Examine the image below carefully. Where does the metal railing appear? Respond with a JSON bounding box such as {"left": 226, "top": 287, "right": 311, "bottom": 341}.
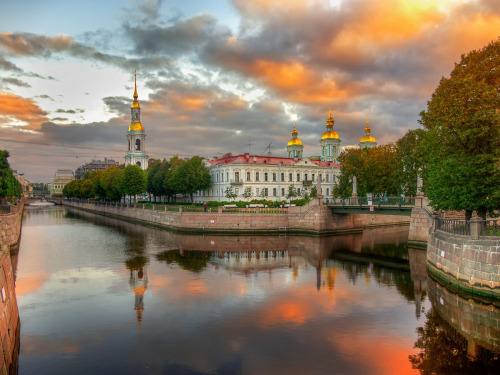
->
{"left": 436, "top": 218, "right": 470, "bottom": 235}
{"left": 484, "top": 219, "right": 500, "bottom": 236}
{"left": 325, "top": 196, "right": 415, "bottom": 207}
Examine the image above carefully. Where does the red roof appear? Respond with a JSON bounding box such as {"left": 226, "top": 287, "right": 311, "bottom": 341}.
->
{"left": 207, "top": 154, "right": 341, "bottom": 167}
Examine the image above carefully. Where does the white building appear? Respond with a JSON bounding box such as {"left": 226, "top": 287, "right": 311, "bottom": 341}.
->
{"left": 192, "top": 112, "right": 345, "bottom": 203}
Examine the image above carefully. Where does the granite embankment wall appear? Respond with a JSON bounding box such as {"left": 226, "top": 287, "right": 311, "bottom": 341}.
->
{"left": 64, "top": 198, "right": 409, "bottom": 234}
{"left": 0, "top": 200, "right": 24, "bottom": 251}
{"left": 0, "top": 242, "right": 20, "bottom": 374}
{"left": 408, "top": 196, "right": 433, "bottom": 246}
{"left": 427, "top": 228, "right": 500, "bottom": 299}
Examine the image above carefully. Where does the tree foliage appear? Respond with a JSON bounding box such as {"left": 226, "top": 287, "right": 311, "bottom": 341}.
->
{"left": 169, "top": 156, "right": 211, "bottom": 203}
{"left": 419, "top": 39, "right": 500, "bottom": 217}
{"left": 121, "top": 165, "right": 147, "bottom": 201}
{"left": 0, "top": 150, "right": 22, "bottom": 199}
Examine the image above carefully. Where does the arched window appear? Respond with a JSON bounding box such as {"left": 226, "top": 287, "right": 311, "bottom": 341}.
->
{"left": 128, "top": 140, "right": 130, "bottom": 151}
{"left": 136, "top": 161, "right": 141, "bottom": 167}
{"left": 135, "top": 139, "right": 141, "bottom": 151}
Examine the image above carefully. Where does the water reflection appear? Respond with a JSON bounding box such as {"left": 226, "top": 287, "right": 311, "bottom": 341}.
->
{"left": 410, "top": 275, "right": 500, "bottom": 374}
{"left": 18, "top": 206, "right": 498, "bottom": 374}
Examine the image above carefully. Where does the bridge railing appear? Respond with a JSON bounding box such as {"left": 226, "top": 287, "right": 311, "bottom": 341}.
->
{"left": 325, "top": 196, "right": 415, "bottom": 207}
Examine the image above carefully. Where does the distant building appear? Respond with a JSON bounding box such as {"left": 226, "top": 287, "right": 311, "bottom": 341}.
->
{"left": 75, "top": 158, "right": 119, "bottom": 180}
{"left": 12, "top": 171, "right": 33, "bottom": 197}
{"left": 125, "top": 71, "right": 149, "bottom": 170}
{"left": 49, "top": 169, "right": 74, "bottom": 196}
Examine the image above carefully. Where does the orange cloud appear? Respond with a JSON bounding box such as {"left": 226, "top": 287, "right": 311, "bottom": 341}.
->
{"left": 0, "top": 91, "right": 48, "bottom": 130}
{"left": 15, "top": 271, "right": 49, "bottom": 298}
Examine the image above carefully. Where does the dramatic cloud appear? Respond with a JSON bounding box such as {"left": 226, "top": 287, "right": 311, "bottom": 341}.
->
{"left": 0, "top": 91, "right": 47, "bottom": 129}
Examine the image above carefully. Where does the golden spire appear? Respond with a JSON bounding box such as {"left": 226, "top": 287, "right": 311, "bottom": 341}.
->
{"left": 329, "top": 108, "right": 332, "bottom": 118}
{"left": 133, "top": 70, "right": 138, "bottom": 100}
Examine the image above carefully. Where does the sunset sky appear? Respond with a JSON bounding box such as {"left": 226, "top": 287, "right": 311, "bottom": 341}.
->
{"left": 0, "top": 0, "right": 498, "bottom": 182}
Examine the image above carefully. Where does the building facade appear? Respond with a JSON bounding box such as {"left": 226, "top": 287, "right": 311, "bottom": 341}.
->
{"left": 75, "top": 158, "right": 119, "bottom": 179}
{"left": 49, "top": 169, "right": 75, "bottom": 196}
{"left": 125, "top": 71, "right": 148, "bottom": 170}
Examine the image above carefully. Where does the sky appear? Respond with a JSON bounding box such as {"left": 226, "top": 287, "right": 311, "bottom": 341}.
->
{"left": 0, "top": 0, "right": 498, "bottom": 182}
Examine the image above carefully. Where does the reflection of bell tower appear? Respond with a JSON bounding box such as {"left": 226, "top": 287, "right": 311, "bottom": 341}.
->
{"left": 129, "top": 266, "right": 148, "bottom": 325}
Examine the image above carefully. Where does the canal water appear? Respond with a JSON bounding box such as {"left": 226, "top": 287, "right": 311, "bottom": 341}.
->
{"left": 13, "top": 205, "right": 500, "bottom": 374}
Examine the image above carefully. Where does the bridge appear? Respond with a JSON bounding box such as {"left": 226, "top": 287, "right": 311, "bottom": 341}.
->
{"left": 325, "top": 196, "right": 415, "bottom": 216}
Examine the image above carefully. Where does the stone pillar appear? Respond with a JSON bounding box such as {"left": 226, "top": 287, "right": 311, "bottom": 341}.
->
{"left": 470, "top": 211, "right": 482, "bottom": 240}
{"left": 351, "top": 175, "right": 358, "bottom": 204}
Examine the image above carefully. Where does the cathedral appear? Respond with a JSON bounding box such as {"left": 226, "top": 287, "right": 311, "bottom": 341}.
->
{"left": 123, "top": 73, "right": 377, "bottom": 202}
{"left": 124, "top": 71, "right": 149, "bottom": 170}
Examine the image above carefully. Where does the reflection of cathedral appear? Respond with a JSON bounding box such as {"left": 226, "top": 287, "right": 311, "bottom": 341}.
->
{"left": 129, "top": 266, "right": 148, "bottom": 324}
{"left": 211, "top": 250, "right": 291, "bottom": 274}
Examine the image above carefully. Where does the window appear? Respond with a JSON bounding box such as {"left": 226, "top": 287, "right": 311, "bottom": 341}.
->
{"left": 216, "top": 173, "right": 219, "bottom": 182}
{"left": 319, "top": 173, "right": 322, "bottom": 182}
{"left": 273, "top": 188, "right": 277, "bottom": 196}
{"left": 256, "top": 188, "right": 259, "bottom": 196}
{"left": 226, "top": 172, "right": 229, "bottom": 181}
{"left": 247, "top": 171, "right": 251, "bottom": 181}
{"left": 136, "top": 161, "right": 141, "bottom": 167}
{"left": 281, "top": 173, "right": 284, "bottom": 181}
{"left": 235, "top": 172, "right": 239, "bottom": 182}
{"left": 221, "top": 173, "right": 224, "bottom": 182}
{"left": 289, "top": 173, "right": 292, "bottom": 182}
{"left": 135, "top": 139, "right": 141, "bottom": 150}
{"left": 273, "top": 173, "right": 276, "bottom": 182}
{"left": 264, "top": 188, "right": 268, "bottom": 196}
{"left": 264, "top": 172, "right": 268, "bottom": 182}
{"left": 305, "top": 173, "right": 308, "bottom": 181}
{"left": 326, "top": 188, "right": 329, "bottom": 195}
{"left": 297, "top": 188, "right": 301, "bottom": 195}
{"left": 235, "top": 188, "right": 239, "bottom": 195}
{"left": 256, "top": 172, "right": 260, "bottom": 182}
{"left": 128, "top": 140, "right": 130, "bottom": 151}
{"left": 326, "top": 174, "right": 329, "bottom": 182}
{"left": 281, "top": 188, "right": 285, "bottom": 196}
{"left": 312, "top": 174, "right": 315, "bottom": 182}
{"left": 297, "top": 173, "right": 300, "bottom": 182}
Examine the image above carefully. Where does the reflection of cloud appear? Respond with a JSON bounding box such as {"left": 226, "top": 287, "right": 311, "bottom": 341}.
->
{"left": 21, "top": 335, "right": 79, "bottom": 356}
{"left": 15, "top": 271, "right": 49, "bottom": 298}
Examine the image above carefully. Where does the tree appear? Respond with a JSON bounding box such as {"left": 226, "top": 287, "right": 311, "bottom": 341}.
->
{"left": 242, "top": 186, "right": 252, "bottom": 199}
{"left": 224, "top": 186, "right": 237, "bottom": 201}
{"left": 169, "top": 156, "right": 211, "bottom": 204}
{"left": 100, "top": 166, "right": 123, "bottom": 201}
{"left": 310, "top": 185, "right": 317, "bottom": 198}
{"left": 419, "top": 39, "right": 500, "bottom": 219}
{"left": 0, "top": 150, "right": 22, "bottom": 200}
{"left": 395, "top": 129, "right": 426, "bottom": 196}
{"left": 287, "top": 185, "right": 297, "bottom": 201}
{"left": 121, "top": 165, "right": 147, "bottom": 202}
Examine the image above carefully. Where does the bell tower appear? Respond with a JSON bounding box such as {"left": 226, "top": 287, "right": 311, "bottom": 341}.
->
{"left": 125, "top": 71, "right": 149, "bottom": 170}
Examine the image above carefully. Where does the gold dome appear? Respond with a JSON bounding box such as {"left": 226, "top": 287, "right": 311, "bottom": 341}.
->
{"left": 360, "top": 135, "right": 376, "bottom": 143}
{"left": 321, "top": 130, "right": 339, "bottom": 140}
{"left": 128, "top": 121, "right": 144, "bottom": 132}
{"left": 287, "top": 138, "right": 303, "bottom": 146}
{"left": 131, "top": 100, "right": 140, "bottom": 109}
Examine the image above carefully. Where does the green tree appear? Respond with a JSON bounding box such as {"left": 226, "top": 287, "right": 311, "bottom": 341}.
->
{"left": 419, "top": 39, "right": 500, "bottom": 219}
{"left": 287, "top": 185, "right": 297, "bottom": 201}
{"left": 0, "top": 150, "right": 22, "bottom": 200}
{"left": 310, "top": 185, "right": 318, "bottom": 198}
{"left": 121, "top": 165, "right": 147, "bottom": 202}
{"left": 242, "top": 186, "right": 252, "bottom": 199}
{"left": 224, "top": 186, "right": 237, "bottom": 201}
{"left": 169, "top": 156, "right": 211, "bottom": 204}
{"left": 100, "top": 166, "right": 123, "bottom": 201}
{"left": 395, "top": 129, "right": 426, "bottom": 196}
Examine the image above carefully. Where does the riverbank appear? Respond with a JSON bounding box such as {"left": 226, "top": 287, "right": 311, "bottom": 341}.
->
{"left": 64, "top": 198, "right": 410, "bottom": 235}
{"left": 0, "top": 199, "right": 24, "bottom": 251}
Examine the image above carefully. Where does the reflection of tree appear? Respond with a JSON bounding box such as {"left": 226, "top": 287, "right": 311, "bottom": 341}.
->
{"left": 156, "top": 250, "right": 210, "bottom": 273}
{"left": 333, "top": 257, "right": 416, "bottom": 302}
{"left": 409, "top": 310, "right": 500, "bottom": 374}
{"left": 125, "top": 255, "right": 147, "bottom": 271}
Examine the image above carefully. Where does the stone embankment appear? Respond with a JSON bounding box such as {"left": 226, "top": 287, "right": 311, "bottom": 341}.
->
{"left": 0, "top": 200, "right": 22, "bottom": 373}
{"left": 427, "top": 215, "right": 500, "bottom": 299}
{"left": 0, "top": 200, "right": 24, "bottom": 251}
{"left": 64, "top": 198, "right": 410, "bottom": 235}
